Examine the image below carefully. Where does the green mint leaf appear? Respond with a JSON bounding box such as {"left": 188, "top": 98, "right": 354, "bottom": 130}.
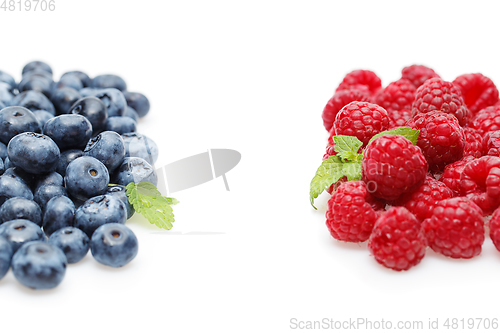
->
{"left": 333, "top": 135, "right": 363, "bottom": 158}
{"left": 342, "top": 162, "right": 362, "bottom": 181}
{"left": 125, "top": 182, "right": 178, "bottom": 230}
{"left": 368, "top": 127, "right": 420, "bottom": 145}
{"left": 337, "top": 150, "right": 358, "bottom": 161}
{"left": 310, "top": 155, "right": 345, "bottom": 209}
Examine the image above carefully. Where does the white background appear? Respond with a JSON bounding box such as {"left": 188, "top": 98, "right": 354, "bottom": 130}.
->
{"left": 1, "top": 1, "right": 500, "bottom": 332}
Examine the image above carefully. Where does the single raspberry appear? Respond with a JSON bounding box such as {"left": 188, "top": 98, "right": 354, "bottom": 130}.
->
{"left": 361, "top": 135, "right": 428, "bottom": 201}
{"left": 325, "top": 181, "right": 384, "bottom": 242}
{"left": 440, "top": 156, "right": 475, "bottom": 196}
{"left": 388, "top": 108, "right": 412, "bottom": 129}
{"left": 372, "top": 78, "right": 416, "bottom": 112}
{"left": 470, "top": 105, "right": 500, "bottom": 135}
{"left": 463, "top": 127, "right": 483, "bottom": 158}
{"left": 482, "top": 130, "right": 500, "bottom": 157}
{"left": 401, "top": 64, "right": 440, "bottom": 88}
{"left": 368, "top": 207, "right": 426, "bottom": 271}
{"left": 335, "top": 70, "right": 382, "bottom": 96}
{"left": 330, "top": 101, "right": 390, "bottom": 147}
{"left": 453, "top": 73, "right": 499, "bottom": 115}
{"left": 393, "top": 176, "right": 453, "bottom": 222}
{"left": 489, "top": 207, "right": 500, "bottom": 251}
{"left": 412, "top": 77, "right": 468, "bottom": 127}
{"left": 407, "top": 111, "right": 465, "bottom": 172}
{"left": 460, "top": 155, "right": 500, "bottom": 215}
{"left": 421, "top": 197, "right": 484, "bottom": 259}
{"left": 322, "top": 144, "right": 347, "bottom": 194}
{"left": 322, "top": 89, "right": 371, "bottom": 132}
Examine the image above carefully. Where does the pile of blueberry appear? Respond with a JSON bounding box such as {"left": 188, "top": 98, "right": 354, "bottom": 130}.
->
{"left": 0, "top": 61, "right": 160, "bottom": 290}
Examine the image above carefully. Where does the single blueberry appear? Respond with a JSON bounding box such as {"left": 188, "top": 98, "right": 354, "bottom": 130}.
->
{"left": 105, "top": 116, "right": 137, "bottom": 134}
{"left": 0, "top": 219, "right": 45, "bottom": 253}
{"left": 91, "top": 74, "right": 127, "bottom": 91}
{"left": 90, "top": 223, "right": 138, "bottom": 267}
{"left": 0, "top": 236, "right": 13, "bottom": 280}
{"left": 22, "top": 61, "right": 53, "bottom": 76}
{"left": 83, "top": 131, "right": 125, "bottom": 173}
{"left": 69, "top": 96, "right": 108, "bottom": 134}
{"left": 92, "top": 88, "right": 126, "bottom": 117}
{"left": 0, "top": 175, "right": 33, "bottom": 205}
{"left": 50, "top": 87, "right": 82, "bottom": 115}
{"left": 34, "top": 185, "right": 68, "bottom": 212}
{"left": 3, "top": 157, "right": 12, "bottom": 169}
{"left": 11, "top": 90, "right": 56, "bottom": 114}
{"left": 32, "top": 110, "right": 55, "bottom": 129}
{"left": 106, "top": 185, "right": 135, "bottom": 219}
{"left": 0, "top": 198, "right": 42, "bottom": 226}
{"left": 12, "top": 241, "right": 66, "bottom": 290}
{"left": 3, "top": 167, "right": 36, "bottom": 189}
{"left": 61, "top": 71, "right": 91, "bottom": 88}
{"left": 34, "top": 171, "right": 64, "bottom": 192}
{"left": 0, "top": 158, "right": 4, "bottom": 175}
{"left": 0, "top": 82, "right": 15, "bottom": 106}
{"left": 51, "top": 75, "right": 83, "bottom": 93}
{"left": 124, "top": 92, "right": 150, "bottom": 118}
{"left": 79, "top": 87, "right": 99, "bottom": 97}
{"left": 7, "top": 132, "right": 60, "bottom": 174}
{"left": 18, "top": 75, "right": 53, "bottom": 97}
{"left": 112, "top": 157, "right": 158, "bottom": 186}
{"left": 64, "top": 156, "right": 109, "bottom": 201}
{"left": 48, "top": 227, "right": 89, "bottom": 264}
{"left": 0, "top": 141, "right": 6, "bottom": 159}
{"left": 123, "top": 106, "right": 139, "bottom": 122}
{"left": 74, "top": 195, "right": 127, "bottom": 237}
{"left": 122, "top": 133, "right": 159, "bottom": 165}
{"left": 43, "top": 196, "right": 75, "bottom": 236}
{"left": 43, "top": 114, "right": 92, "bottom": 150}
{"left": 0, "top": 106, "right": 41, "bottom": 145}
{"left": 0, "top": 70, "right": 16, "bottom": 90}
{"left": 55, "top": 149, "right": 83, "bottom": 177}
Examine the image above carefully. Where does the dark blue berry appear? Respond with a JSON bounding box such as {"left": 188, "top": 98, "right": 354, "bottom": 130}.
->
{"left": 7, "top": 132, "right": 60, "bottom": 174}
{"left": 106, "top": 185, "right": 134, "bottom": 219}
{"left": 0, "top": 174, "right": 33, "bottom": 205}
{"left": 51, "top": 75, "right": 83, "bottom": 93}
{"left": 0, "top": 70, "right": 16, "bottom": 90}
{"left": 42, "top": 196, "right": 75, "bottom": 236}
{"left": 83, "top": 131, "right": 125, "bottom": 172}
{"left": 124, "top": 91, "right": 150, "bottom": 118}
{"left": 48, "top": 227, "right": 89, "bottom": 264}
{"left": 3, "top": 167, "right": 36, "bottom": 188}
{"left": 34, "top": 185, "right": 68, "bottom": 212}
{"left": 113, "top": 157, "right": 158, "bottom": 186}
{"left": 0, "top": 198, "right": 42, "bottom": 226}
{"left": 0, "top": 106, "right": 41, "bottom": 144}
{"left": 50, "top": 87, "right": 82, "bottom": 115}
{"left": 43, "top": 114, "right": 92, "bottom": 150}
{"left": 122, "top": 133, "right": 158, "bottom": 165}
{"left": 55, "top": 149, "right": 83, "bottom": 177}
{"left": 90, "top": 223, "right": 137, "bottom": 267}
{"left": 34, "top": 171, "right": 64, "bottom": 192}
{"left": 74, "top": 195, "right": 127, "bottom": 237}
{"left": 22, "top": 61, "right": 53, "bottom": 76}
{"left": 123, "top": 106, "right": 139, "bottom": 122}
{"left": 69, "top": 96, "right": 108, "bottom": 134}
{"left": 64, "top": 156, "right": 109, "bottom": 201}
{"left": 105, "top": 116, "right": 137, "bottom": 134}
{"left": 0, "top": 236, "right": 13, "bottom": 280}
{"left": 18, "top": 74, "right": 53, "bottom": 97}
{"left": 91, "top": 74, "right": 127, "bottom": 91}
{"left": 92, "top": 88, "right": 126, "bottom": 117}
{"left": 0, "top": 141, "right": 6, "bottom": 159}
{"left": 32, "top": 110, "right": 55, "bottom": 129}
{"left": 0, "top": 219, "right": 45, "bottom": 253}
{"left": 11, "top": 90, "right": 56, "bottom": 114}
{"left": 62, "top": 71, "right": 91, "bottom": 87}
{"left": 0, "top": 83, "right": 14, "bottom": 106}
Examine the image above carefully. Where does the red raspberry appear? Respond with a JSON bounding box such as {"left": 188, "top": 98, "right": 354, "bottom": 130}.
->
{"left": 412, "top": 77, "right": 468, "bottom": 127}
{"left": 372, "top": 78, "right": 416, "bottom": 112}
{"left": 401, "top": 64, "right": 440, "bottom": 88}
{"left": 440, "top": 156, "right": 475, "bottom": 196}
{"left": 361, "top": 135, "right": 428, "bottom": 201}
{"left": 330, "top": 101, "right": 390, "bottom": 147}
{"left": 463, "top": 127, "right": 483, "bottom": 158}
{"left": 453, "top": 73, "right": 499, "bottom": 116}
{"left": 322, "top": 89, "right": 371, "bottom": 132}
{"left": 388, "top": 108, "right": 412, "bottom": 129}
{"left": 489, "top": 207, "right": 500, "bottom": 251}
{"left": 421, "top": 197, "right": 484, "bottom": 259}
{"left": 407, "top": 111, "right": 465, "bottom": 172}
{"left": 368, "top": 207, "right": 426, "bottom": 271}
{"left": 335, "top": 70, "right": 382, "bottom": 96}
{"left": 393, "top": 176, "right": 453, "bottom": 222}
{"left": 460, "top": 155, "right": 500, "bottom": 215}
{"left": 325, "top": 181, "right": 384, "bottom": 242}
{"left": 470, "top": 105, "right": 500, "bottom": 135}
{"left": 482, "top": 130, "right": 500, "bottom": 156}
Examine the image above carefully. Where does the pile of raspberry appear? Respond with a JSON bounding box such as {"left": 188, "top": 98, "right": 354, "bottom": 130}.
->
{"left": 320, "top": 66, "right": 500, "bottom": 271}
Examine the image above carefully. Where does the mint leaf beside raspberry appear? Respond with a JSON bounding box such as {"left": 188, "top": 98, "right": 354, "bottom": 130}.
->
{"left": 368, "top": 126, "right": 419, "bottom": 145}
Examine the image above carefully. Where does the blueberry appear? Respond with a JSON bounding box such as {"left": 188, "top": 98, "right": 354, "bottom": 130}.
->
{"left": 124, "top": 92, "right": 150, "bottom": 118}
{"left": 74, "top": 195, "right": 127, "bottom": 237}
{"left": 0, "top": 70, "right": 16, "bottom": 90}
{"left": 3, "top": 156, "right": 11, "bottom": 169}
{"left": 0, "top": 141, "right": 6, "bottom": 159}
{"left": 0, "top": 198, "right": 42, "bottom": 226}
{"left": 79, "top": 87, "right": 99, "bottom": 97}
{"left": 22, "top": 61, "right": 53, "bottom": 76}
{"left": 43, "top": 196, "right": 75, "bottom": 236}
{"left": 43, "top": 114, "right": 92, "bottom": 150}
{"left": 123, "top": 106, "right": 139, "bottom": 122}
{"left": 0, "top": 158, "right": 4, "bottom": 175}
{"left": 12, "top": 241, "right": 66, "bottom": 290}
{"left": 18, "top": 74, "right": 53, "bottom": 97}
{"left": 55, "top": 149, "right": 83, "bottom": 177}
{"left": 50, "top": 87, "right": 82, "bottom": 115}
{"left": 0, "top": 219, "right": 45, "bottom": 253}
{"left": 7, "top": 132, "right": 60, "bottom": 174}
{"left": 61, "top": 71, "right": 91, "bottom": 88}
{"left": 11, "top": 90, "right": 56, "bottom": 114}
{"left": 92, "top": 88, "right": 126, "bottom": 117}
{"left": 0, "top": 106, "right": 41, "bottom": 144}
{"left": 105, "top": 116, "right": 137, "bottom": 134}
{"left": 32, "top": 110, "right": 55, "bottom": 129}
{"left": 112, "top": 157, "right": 158, "bottom": 186}
{"left": 64, "top": 156, "right": 109, "bottom": 201}
{"left": 90, "top": 223, "right": 137, "bottom": 267}
{"left": 3, "top": 167, "right": 36, "bottom": 188}
{"left": 106, "top": 185, "right": 135, "bottom": 219}
{"left": 48, "top": 227, "right": 89, "bottom": 264}
{"left": 0, "top": 174, "right": 33, "bottom": 205}
{"left": 83, "top": 131, "right": 125, "bottom": 172}
{"left": 69, "top": 96, "right": 108, "bottom": 134}
{"left": 122, "top": 133, "right": 159, "bottom": 165}
{"left": 0, "top": 82, "right": 15, "bottom": 106}
{"left": 0, "top": 236, "right": 13, "bottom": 280}
{"left": 34, "top": 185, "right": 68, "bottom": 212}
{"left": 34, "top": 171, "right": 64, "bottom": 192}
{"left": 91, "top": 74, "right": 127, "bottom": 91}
{"left": 51, "top": 75, "right": 83, "bottom": 93}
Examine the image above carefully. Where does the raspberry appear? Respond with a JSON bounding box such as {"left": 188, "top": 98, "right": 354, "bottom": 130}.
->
{"left": 421, "top": 197, "right": 484, "bottom": 259}
{"left": 388, "top": 108, "right": 412, "bottom": 129}
{"left": 452, "top": 73, "right": 499, "bottom": 116}
{"left": 372, "top": 78, "right": 416, "bottom": 112}
{"left": 470, "top": 105, "right": 500, "bottom": 135}
{"left": 440, "top": 156, "right": 475, "bottom": 196}
{"left": 393, "top": 176, "right": 453, "bottom": 222}
{"left": 489, "top": 207, "right": 500, "bottom": 251}
{"left": 322, "top": 89, "right": 371, "bottom": 132}
{"left": 482, "top": 130, "right": 500, "bottom": 157}
{"left": 412, "top": 78, "right": 468, "bottom": 127}
{"left": 408, "top": 111, "right": 465, "bottom": 172}
{"left": 361, "top": 135, "right": 428, "bottom": 201}
{"left": 330, "top": 101, "right": 390, "bottom": 147}
{"left": 463, "top": 127, "right": 483, "bottom": 158}
{"left": 335, "top": 70, "right": 382, "bottom": 96}
{"left": 401, "top": 64, "right": 440, "bottom": 88}
{"left": 368, "top": 207, "right": 426, "bottom": 271}
{"left": 325, "top": 181, "right": 384, "bottom": 242}
{"left": 460, "top": 155, "right": 500, "bottom": 214}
